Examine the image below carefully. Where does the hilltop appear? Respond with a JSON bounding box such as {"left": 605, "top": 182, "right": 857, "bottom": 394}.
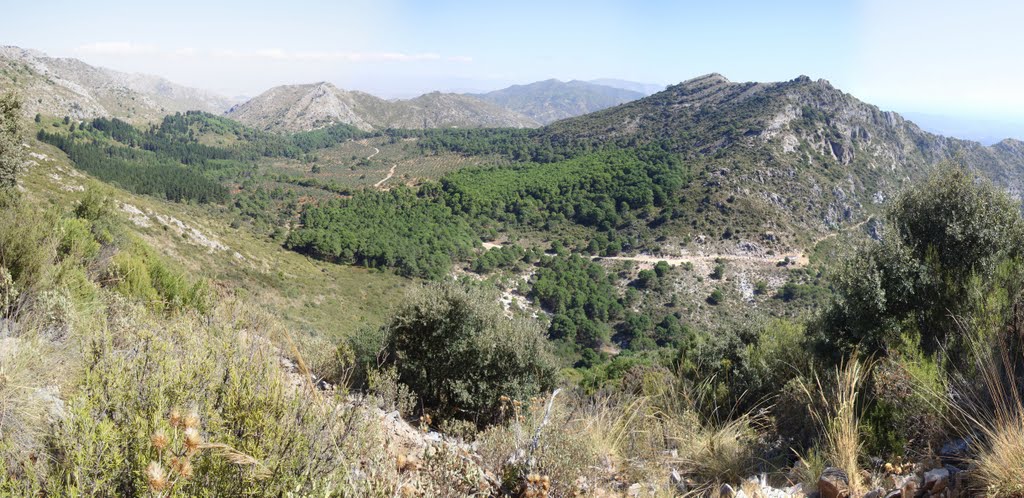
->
{"left": 0, "top": 46, "right": 233, "bottom": 122}
{"left": 504, "top": 73, "right": 1024, "bottom": 236}
{"left": 469, "top": 79, "right": 644, "bottom": 124}
{"left": 225, "top": 82, "right": 539, "bottom": 132}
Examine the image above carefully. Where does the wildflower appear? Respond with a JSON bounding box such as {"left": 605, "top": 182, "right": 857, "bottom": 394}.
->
{"left": 169, "top": 407, "right": 183, "bottom": 428}
{"left": 171, "top": 457, "right": 194, "bottom": 479}
{"left": 184, "top": 409, "right": 200, "bottom": 430}
{"left": 146, "top": 461, "right": 169, "bottom": 491}
{"left": 150, "top": 429, "right": 169, "bottom": 451}
{"left": 183, "top": 427, "right": 202, "bottom": 454}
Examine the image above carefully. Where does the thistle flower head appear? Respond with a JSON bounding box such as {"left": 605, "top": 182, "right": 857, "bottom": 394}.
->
{"left": 183, "top": 427, "right": 202, "bottom": 453}
{"left": 184, "top": 409, "right": 200, "bottom": 430}
{"left": 171, "top": 457, "right": 194, "bottom": 479}
{"left": 169, "top": 407, "right": 183, "bottom": 428}
{"left": 146, "top": 461, "right": 169, "bottom": 491}
{"left": 150, "top": 429, "right": 169, "bottom": 451}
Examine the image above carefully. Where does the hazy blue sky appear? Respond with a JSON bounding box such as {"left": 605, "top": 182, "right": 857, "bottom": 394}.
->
{"left": 5, "top": 0, "right": 1023, "bottom": 123}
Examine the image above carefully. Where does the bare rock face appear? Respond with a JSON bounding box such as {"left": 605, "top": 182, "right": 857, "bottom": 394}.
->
{"left": 226, "top": 82, "right": 539, "bottom": 132}
{"left": 818, "top": 467, "right": 850, "bottom": 498}
{"left": 0, "top": 45, "right": 234, "bottom": 122}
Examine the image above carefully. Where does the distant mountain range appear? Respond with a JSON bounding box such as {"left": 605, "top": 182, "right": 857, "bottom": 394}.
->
{"left": 468, "top": 79, "right": 644, "bottom": 125}
{"left": 0, "top": 46, "right": 234, "bottom": 122}
{"left": 224, "top": 82, "right": 539, "bottom": 132}
{"left": 0, "top": 44, "right": 1019, "bottom": 160}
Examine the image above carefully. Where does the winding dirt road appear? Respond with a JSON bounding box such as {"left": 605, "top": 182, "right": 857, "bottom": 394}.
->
{"left": 374, "top": 164, "right": 397, "bottom": 188}
{"left": 366, "top": 146, "right": 380, "bottom": 160}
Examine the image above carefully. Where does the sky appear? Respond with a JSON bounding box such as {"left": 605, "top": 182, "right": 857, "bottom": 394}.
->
{"left": 4, "top": 0, "right": 1024, "bottom": 127}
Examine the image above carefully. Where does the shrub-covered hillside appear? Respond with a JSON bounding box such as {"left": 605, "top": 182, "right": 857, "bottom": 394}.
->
{"left": 6, "top": 84, "right": 1024, "bottom": 497}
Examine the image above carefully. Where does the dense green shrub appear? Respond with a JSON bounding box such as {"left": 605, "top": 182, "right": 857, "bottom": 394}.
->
{"left": 104, "top": 241, "right": 209, "bottom": 314}
{"left": 383, "top": 282, "right": 556, "bottom": 425}
{"left": 813, "top": 166, "right": 1024, "bottom": 360}
{"left": 0, "top": 92, "right": 23, "bottom": 189}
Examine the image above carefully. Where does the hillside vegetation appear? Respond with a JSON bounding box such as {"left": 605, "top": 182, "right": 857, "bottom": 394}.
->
{"left": 5, "top": 68, "right": 1024, "bottom": 497}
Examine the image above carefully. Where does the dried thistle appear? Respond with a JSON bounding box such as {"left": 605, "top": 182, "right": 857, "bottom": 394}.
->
{"left": 169, "top": 407, "right": 183, "bottom": 428}
{"left": 184, "top": 409, "right": 200, "bottom": 430}
{"left": 146, "top": 461, "right": 169, "bottom": 491}
{"left": 150, "top": 429, "right": 169, "bottom": 451}
{"left": 183, "top": 427, "right": 202, "bottom": 454}
{"left": 170, "top": 457, "right": 194, "bottom": 479}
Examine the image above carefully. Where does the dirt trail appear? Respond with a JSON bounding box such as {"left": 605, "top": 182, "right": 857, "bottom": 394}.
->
{"left": 366, "top": 146, "right": 380, "bottom": 160}
{"left": 374, "top": 164, "right": 397, "bottom": 188}
{"left": 483, "top": 218, "right": 874, "bottom": 268}
{"left": 596, "top": 252, "right": 801, "bottom": 267}
{"left": 809, "top": 218, "right": 871, "bottom": 246}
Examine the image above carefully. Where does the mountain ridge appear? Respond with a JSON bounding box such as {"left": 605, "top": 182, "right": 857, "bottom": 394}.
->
{"left": 0, "top": 45, "right": 234, "bottom": 122}
{"left": 225, "top": 81, "right": 539, "bottom": 132}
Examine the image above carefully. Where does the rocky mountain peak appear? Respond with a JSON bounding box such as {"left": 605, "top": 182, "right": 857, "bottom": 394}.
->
{"left": 0, "top": 45, "right": 233, "bottom": 122}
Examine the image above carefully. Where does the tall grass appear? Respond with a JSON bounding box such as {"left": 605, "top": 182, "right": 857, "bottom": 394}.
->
{"left": 799, "top": 358, "right": 869, "bottom": 495}
{"left": 959, "top": 333, "right": 1024, "bottom": 496}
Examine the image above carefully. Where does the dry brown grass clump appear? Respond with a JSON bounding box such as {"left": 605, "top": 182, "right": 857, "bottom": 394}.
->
{"left": 963, "top": 339, "right": 1024, "bottom": 497}
{"left": 798, "top": 358, "right": 869, "bottom": 495}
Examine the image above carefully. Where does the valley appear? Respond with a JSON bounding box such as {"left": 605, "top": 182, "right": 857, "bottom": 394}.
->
{"left": 2, "top": 36, "right": 1024, "bottom": 498}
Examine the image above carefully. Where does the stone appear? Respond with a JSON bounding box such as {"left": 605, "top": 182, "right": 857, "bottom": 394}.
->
{"left": 923, "top": 468, "right": 949, "bottom": 495}
{"left": 943, "top": 465, "right": 964, "bottom": 498}
{"left": 669, "top": 469, "right": 687, "bottom": 493}
{"left": 938, "top": 437, "right": 972, "bottom": 466}
{"left": 819, "top": 467, "right": 850, "bottom": 498}
{"left": 899, "top": 476, "right": 919, "bottom": 498}
{"left": 863, "top": 488, "right": 885, "bottom": 498}
{"left": 720, "top": 483, "right": 736, "bottom": 498}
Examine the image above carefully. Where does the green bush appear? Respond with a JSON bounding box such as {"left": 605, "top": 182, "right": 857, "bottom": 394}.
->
{"left": 25, "top": 303, "right": 389, "bottom": 497}
{"left": 383, "top": 282, "right": 556, "bottom": 425}
{"left": 813, "top": 166, "right": 1024, "bottom": 360}
{"left": 707, "top": 288, "right": 724, "bottom": 305}
{"left": 104, "top": 241, "right": 209, "bottom": 314}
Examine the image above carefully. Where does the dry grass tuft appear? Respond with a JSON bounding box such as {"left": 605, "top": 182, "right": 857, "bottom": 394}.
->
{"left": 799, "top": 357, "right": 869, "bottom": 495}
{"left": 960, "top": 335, "right": 1024, "bottom": 497}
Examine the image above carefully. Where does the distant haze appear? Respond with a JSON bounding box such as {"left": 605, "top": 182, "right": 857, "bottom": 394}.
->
{"left": 901, "top": 113, "right": 1024, "bottom": 145}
